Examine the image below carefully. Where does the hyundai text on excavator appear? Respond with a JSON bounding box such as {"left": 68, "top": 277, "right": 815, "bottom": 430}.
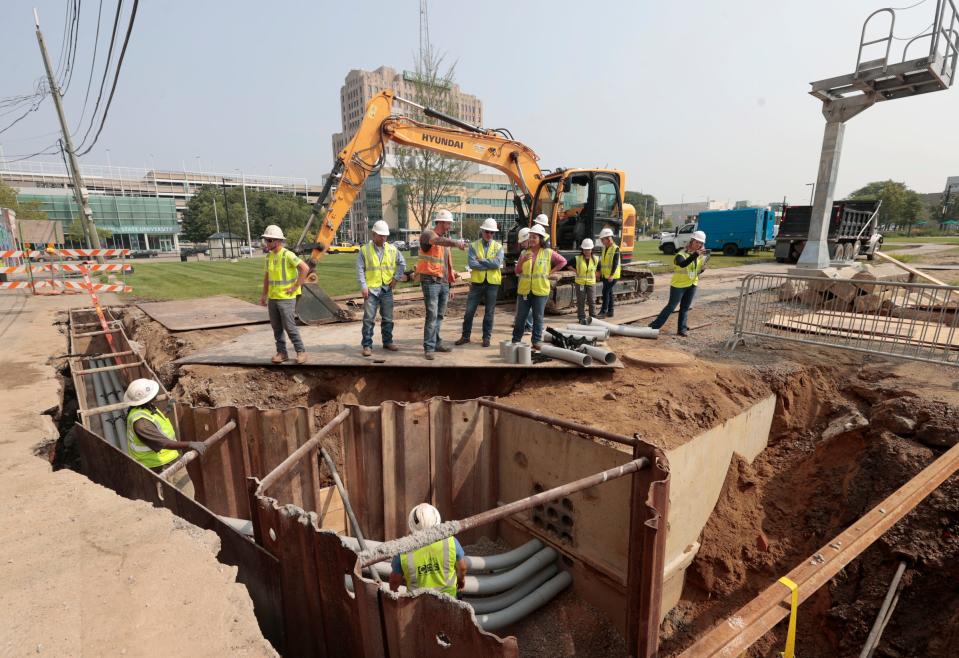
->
{"left": 293, "top": 90, "right": 654, "bottom": 323}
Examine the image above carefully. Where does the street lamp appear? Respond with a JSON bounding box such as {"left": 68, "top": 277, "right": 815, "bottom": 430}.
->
{"left": 805, "top": 182, "right": 815, "bottom": 205}
{"left": 236, "top": 168, "right": 253, "bottom": 256}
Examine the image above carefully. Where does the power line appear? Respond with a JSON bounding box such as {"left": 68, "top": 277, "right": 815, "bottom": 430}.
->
{"left": 0, "top": 98, "right": 46, "bottom": 136}
{"left": 53, "top": 0, "right": 73, "bottom": 83}
{"left": 74, "top": 0, "right": 105, "bottom": 133}
{"left": 74, "top": 0, "right": 124, "bottom": 151}
{"left": 0, "top": 143, "right": 61, "bottom": 163}
{"left": 61, "top": 0, "right": 83, "bottom": 95}
{"left": 77, "top": 0, "right": 138, "bottom": 156}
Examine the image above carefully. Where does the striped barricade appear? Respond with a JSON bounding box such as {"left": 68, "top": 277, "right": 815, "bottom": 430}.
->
{"left": 0, "top": 250, "right": 40, "bottom": 259}
{"left": 57, "top": 249, "right": 130, "bottom": 258}
{"left": 0, "top": 263, "right": 131, "bottom": 274}
{"left": 55, "top": 280, "right": 132, "bottom": 293}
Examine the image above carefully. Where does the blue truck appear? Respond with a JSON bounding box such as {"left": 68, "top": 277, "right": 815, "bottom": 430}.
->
{"left": 659, "top": 207, "right": 776, "bottom": 256}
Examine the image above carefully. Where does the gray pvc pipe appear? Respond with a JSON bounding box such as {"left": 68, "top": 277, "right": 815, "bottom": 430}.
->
{"left": 475, "top": 570, "right": 573, "bottom": 631}
{"left": 586, "top": 318, "right": 659, "bottom": 338}
{"left": 464, "top": 564, "right": 558, "bottom": 614}
{"left": 340, "top": 537, "right": 544, "bottom": 575}
{"left": 95, "top": 359, "right": 127, "bottom": 451}
{"left": 577, "top": 344, "right": 617, "bottom": 365}
{"left": 538, "top": 344, "right": 592, "bottom": 367}
{"left": 88, "top": 361, "right": 118, "bottom": 449}
{"left": 564, "top": 324, "right": 611, "bottom": 338}
{"left": 461, "top": 547, "right": 559, "bottom": 595}
{"left": 514, "top": 344, "right": 532, "bottom": 365}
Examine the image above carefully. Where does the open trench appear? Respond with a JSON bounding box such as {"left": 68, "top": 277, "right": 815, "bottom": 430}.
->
{"left": 58, "top": 307, "right": 959, "bottom": 657}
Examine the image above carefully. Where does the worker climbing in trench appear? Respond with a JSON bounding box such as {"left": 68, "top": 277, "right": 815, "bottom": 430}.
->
{"left": 124, "top": 378, "right": 208, "bottom": 495}
{"left": 389, "top": 503, "right": 468, "bottom": 598}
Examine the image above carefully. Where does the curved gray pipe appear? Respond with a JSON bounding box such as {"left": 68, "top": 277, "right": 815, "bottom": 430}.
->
{"left": 464, "top": 564, "right": 558, "bottom": 614}
{"left": 104, "top": 364, "right": 129, "bottom": 452}
{"left": 340, "top": 537, "right": 545, "bottom": 575}
{"left": 95, "top": 359, "right": 127, "bottom": 451}
{"left": 475, "top": 570, "right": 573, "bottom": 631}
{"left": 538, "top": 344, "right": 592, "bottom": 367}
{"left": 577, "top": 344, "right": 617, "bottom": 365}
{"left": 462, "top": 547, "right": 558, "bottom": 595}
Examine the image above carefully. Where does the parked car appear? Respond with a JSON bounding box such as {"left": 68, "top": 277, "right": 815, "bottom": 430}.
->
{"left": 328, "top": 243, "right": 360, "bottom": 254}
{"left": 392, "top": 240, "right": 406, "bottom": 250}
{"left": 131, "top": 249, "right": 158, "bottom": 259}
{"left": 239, "top": 245, "right": 255, "bottom": 255}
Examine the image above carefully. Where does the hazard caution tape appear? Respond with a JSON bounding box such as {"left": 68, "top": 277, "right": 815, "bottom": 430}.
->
{"left": 0, "top": 263, "right": 131, "bottom": 274}
{"left": 57, "top": 248, "right": 130, "bottom": 257}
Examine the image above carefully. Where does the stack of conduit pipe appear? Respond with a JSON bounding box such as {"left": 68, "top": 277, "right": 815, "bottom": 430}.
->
{"left": 586, "top": 317, "right": 659, "bottom": 338}
{"left": 86, "top": 357, "right": 129, "bottom": 452}
{"left": 342, "top": 537, "right": 572, "bottom": 630}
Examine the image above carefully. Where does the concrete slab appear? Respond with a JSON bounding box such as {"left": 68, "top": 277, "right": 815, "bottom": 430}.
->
{"left": 177, "top": 318, "right": 621, "bottom": 369}
{"left": 138, "top": 295, "right": 268, "bottom": 331}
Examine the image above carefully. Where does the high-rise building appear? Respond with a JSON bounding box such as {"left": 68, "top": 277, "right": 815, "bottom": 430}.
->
{"left": 330, "top": 66, "right": 518, "bottom": 242}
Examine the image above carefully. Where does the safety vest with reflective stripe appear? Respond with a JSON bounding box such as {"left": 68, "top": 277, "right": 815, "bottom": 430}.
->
{"left": 416, "top": 242, "right": 448, "bottom": 280}
{"left": 574, "top": 254, "right": 598, "bottom": 286}
{"left": 126, "top": 407, "right": 179, "bottom": 469}
{"left": 670, "top": 253, "right": 704, "bottom": 289}
{"left": 400, "top": 537, "right": 457, "bottom": 597}
{"left": 361, "top": 242, "right": 398, "bottom": 289}
{"left": 601, "top": 243, "right": 621, "bottom": 280}
{"left": 517, "top": 248, "right": 553, "bottom": 297}
{"left": 267, "top": 248, "right": 303, "bottom": 300}
{"left": 470, "top": 239, "right": 502, "bottom": 285}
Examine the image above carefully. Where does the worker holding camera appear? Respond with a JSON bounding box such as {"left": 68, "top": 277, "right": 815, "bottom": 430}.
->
{"left": 648, "top": 230, "right": 709, "bottom": 337}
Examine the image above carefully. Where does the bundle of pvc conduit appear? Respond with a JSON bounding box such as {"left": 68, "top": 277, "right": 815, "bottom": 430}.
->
{"left": 538, "top": 344, "right": 592, "bottom": 367}
{"left": 474, "top": 571, "right": 572, "bottom": 631}
{"left": 564, "top": 324, "right": 611, "bottom": 339}
{"left": 545, "top": 331, "right": 605, "bottom": 343}
{"left": 464, "top": 564, "right": 559, "bottom": 614}
{"left": 587, "top": 317, "right": 659, "bottom": 338}
{"left": 577, "top": 344, "right": 617, "bottom": 365}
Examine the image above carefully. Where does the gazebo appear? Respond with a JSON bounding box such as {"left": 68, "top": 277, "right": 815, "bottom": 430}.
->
{"left": 207, "top": 231, "right": 245, "bottom": 259}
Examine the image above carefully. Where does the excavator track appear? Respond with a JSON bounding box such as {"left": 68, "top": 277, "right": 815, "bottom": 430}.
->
{"left": 545, "top": 265, "right": 655, "bottom": 314}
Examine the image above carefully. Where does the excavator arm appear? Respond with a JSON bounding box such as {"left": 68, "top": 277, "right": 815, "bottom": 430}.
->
{"left": 298, "top": 90, "right": 545, "bottom": 264}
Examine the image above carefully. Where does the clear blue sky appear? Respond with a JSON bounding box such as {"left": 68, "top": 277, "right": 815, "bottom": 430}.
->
{"left": 2, "top": 0, "right": 956, "bottom": 205}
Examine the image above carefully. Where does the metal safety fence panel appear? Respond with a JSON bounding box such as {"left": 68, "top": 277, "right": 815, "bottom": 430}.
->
{"left": 726, "top": 273, "right": 959, "bottom": 367}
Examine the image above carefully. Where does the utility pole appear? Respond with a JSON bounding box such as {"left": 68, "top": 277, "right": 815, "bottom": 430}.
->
{"left": 33, "top": 9, "right": 104, "bottom": 262}
{"left": 221, "top": 179, "right": 236, "bottom": 259}
{"left": 237, "top": 169, "right": 252, "bottom": 255}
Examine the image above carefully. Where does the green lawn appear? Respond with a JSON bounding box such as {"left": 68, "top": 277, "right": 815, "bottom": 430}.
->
{"left": 123, "top": 242, "right": 773, "bottom": 303}
{"left": 883, "top": 236, "right": 959, "bottom": 244}
{"left": 124, "top": 251, "right": 468, "bottom": 303}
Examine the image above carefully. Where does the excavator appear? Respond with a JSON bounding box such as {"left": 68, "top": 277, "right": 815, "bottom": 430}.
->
{"left": 293, "top": 90, "right": 654, "bottom": 323}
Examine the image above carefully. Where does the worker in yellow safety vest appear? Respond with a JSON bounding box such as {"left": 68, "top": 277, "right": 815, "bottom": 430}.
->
{"left": 511, "top": 224, "right": 567, "bottom": 349}
{"left": 259, "top": 224, "right": 311, "bottom": 364}
{"left": 565, "top": 238, "right": 599, "bottom": 325}
{"left": 124, "top": 378, "right": 207, "bottom": 494}
{"left": 389, "top": 503, "right": 468, "bottom": 598}
{"left": 415, "top": 209, "right": 467, "bottom": 360}
{"left": 456, "top": 217, "right": 503, "bottom": 348}
{"left": 649, "top": 230, "right": 708, "bottom": 337}
{"left": 357, "top": 220, "right": 407, "bottom": 357}
{"left": 597, "top": 227, "right": 621, "bottom": 319}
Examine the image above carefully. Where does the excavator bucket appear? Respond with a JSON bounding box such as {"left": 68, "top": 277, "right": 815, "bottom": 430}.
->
{"left": 295, "top": 283, "right": 354, "bottom": 325}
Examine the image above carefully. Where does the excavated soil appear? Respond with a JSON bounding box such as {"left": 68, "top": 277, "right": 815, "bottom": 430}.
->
{"left": 119, "top": 294, "right": 959, "bottom": 658}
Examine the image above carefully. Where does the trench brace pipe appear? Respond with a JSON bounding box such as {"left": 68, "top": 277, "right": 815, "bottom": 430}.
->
{"left": 342, "top": 537, "right": 545, "bottom": 574}
{"left": 477, "top": 398, "right": 640, "bottom": 447}
{"left": 160, "top": 419, "right": 237, "bottom": 481}
{"left": 319, "top": 447, "right": 381, "bottom": 584}
{"left": 357, "top": 458, "right": 648, "bottom": 569}
{"left": 257, "top": 408, "right": 351, "bottom": 494}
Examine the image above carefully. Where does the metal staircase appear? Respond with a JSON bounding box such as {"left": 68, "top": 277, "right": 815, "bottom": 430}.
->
{"left": 810, "top": 0, "right": 958, "bottom": 103}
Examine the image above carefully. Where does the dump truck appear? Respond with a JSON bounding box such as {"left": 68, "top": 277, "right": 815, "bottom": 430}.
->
{"left": 292, "top": 90, "right": 654, "bottom": 322}
{"left": 774, "top": 200, "right": 882, "bottom": 263}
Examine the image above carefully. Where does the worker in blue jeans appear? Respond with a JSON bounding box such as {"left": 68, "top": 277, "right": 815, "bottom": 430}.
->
{"left": 457, "top": 218, "right": 503, "bottom": 347}
{"left": 356, "top": 220, "right": 407, "bottom": 356}
{"left": 649, "top": 230, "right": 707, "bottom": 337}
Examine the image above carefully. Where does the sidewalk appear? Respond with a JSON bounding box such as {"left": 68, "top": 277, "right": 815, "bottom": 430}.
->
{"left": 0, "top": 293, "right": 275, "bottom": 656}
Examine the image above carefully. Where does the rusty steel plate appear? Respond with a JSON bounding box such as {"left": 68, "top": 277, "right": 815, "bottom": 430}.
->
{"left": 137, "top": 296, "right": 269, "bottom": 331}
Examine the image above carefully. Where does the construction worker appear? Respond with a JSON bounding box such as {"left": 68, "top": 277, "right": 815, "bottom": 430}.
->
{"left": 416, "top": 209, "right": 466, "bottom": 361}
{"left": 516, "top": 226, "right": 533, "bottom": 335}
{"left": 649, "top": 230, "right": 708, "bottom": 337}
{"left": 533, "top": 214, "right": 551, "bottom": 246}
{"left": 511, "top": 224, "right": 567, "bottom": 349}
{"left": 597, "top": 227, "right": 621, "bottom": 319}
{"left": 357, "top": 220, "right": 407, "bottom": 357}
{"left": 389, "top": 503, "right": 467, "bottom": 598}
{"left": 124, "top": 378, "right": 206, "bottom": 495}
{"left": 456, "top": 217, "right": 503, "bottom": 348}
{"left": 567, "top": 238, "right": 599, "bottom": 325}
{"left": 259, "top": 225, "right": 311, "bottom": 364}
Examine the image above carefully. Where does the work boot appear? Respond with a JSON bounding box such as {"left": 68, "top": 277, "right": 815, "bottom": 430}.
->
{"left": 435, "top": 344, "right": 452, "bottom": 353}
{"left": 295, "top": 352, "right": 308, "bottom": 364}
{"left": 383, "top": 344, "right": 399, "bottom": 352}
{"left": 678, "top": 330, "right": 688, "bottom": 337}
{"left": 362, "top": 346, "right": 373, "bottom": 357}
{"left": 482, "top": 338, "right": 491, "bottom": 348}
{"left": 271, "top": 352, "right": 287, "bottom": 364}
{"left": 596, "top": 313, "right": 607, "bottom": 319}
{"left": 607, "top": 311, "right": 615, "bottom": 318}
{"left": 424, "top": 351, "right": 435, "bottom": 361}
{"left": 454, "top": 336, "right": 470, "bottom": 346}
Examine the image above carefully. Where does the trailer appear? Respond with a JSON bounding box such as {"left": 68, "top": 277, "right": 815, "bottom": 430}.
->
{"left": 774, "top": 200, "right": 882, "bottom": 263}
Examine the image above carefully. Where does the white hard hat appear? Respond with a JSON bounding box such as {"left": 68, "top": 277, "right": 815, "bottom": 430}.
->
{"left": 261, "top": 224, "right": 285, "bottom": 240}
{"left": 580, "top": 238, "right": 595, "bottom": 250}
{"left": 691, "top": 230, "right": 707, "bottom": 243}
{"left": 517, "top": 227, "right": 530, "bottom": 243}
{"left": 123, "top": 378, "right": 160, "bottom": 406}
{"left": 434, "top": 209, "right": 454, "bottom": 223}
{"left": 598, "top": 228, "right": 615, "bottom": 240}
{"left": 529, "top": 224, "right": 548, "bottom": 239}
{"left": 533, "top": 214, "right": 549, "bottom": 227}
{"left": 371, "top": 220, "right": 390, "bottom": 236}
{"left": 480, "top": 217, "right": 498, "bottom": 232}
{"left": 408, "top": 503, "right": 442, "bottom": 532}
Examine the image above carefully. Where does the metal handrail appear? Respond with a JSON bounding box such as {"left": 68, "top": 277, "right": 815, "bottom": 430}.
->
{"left": 856, "top": 8, "right": 896, "bottom": 76}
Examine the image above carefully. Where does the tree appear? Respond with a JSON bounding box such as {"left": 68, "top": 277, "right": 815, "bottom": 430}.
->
{"left": 66, "top": 217, "right": 112, "bottom": 243}
{"left": 391, "top": 45, "right": 471, "bottom": 233}
{"left": 848, "top": 180, "right": 925, "bottom": 235}
{"left": 461, "top": 218, "right": 482, "bottom": 241}
{"left": 0, "top": 177, "right": 48, "bottom": 220}
{"left": 181, "top": 185, "right": 312, "bottom": 244}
